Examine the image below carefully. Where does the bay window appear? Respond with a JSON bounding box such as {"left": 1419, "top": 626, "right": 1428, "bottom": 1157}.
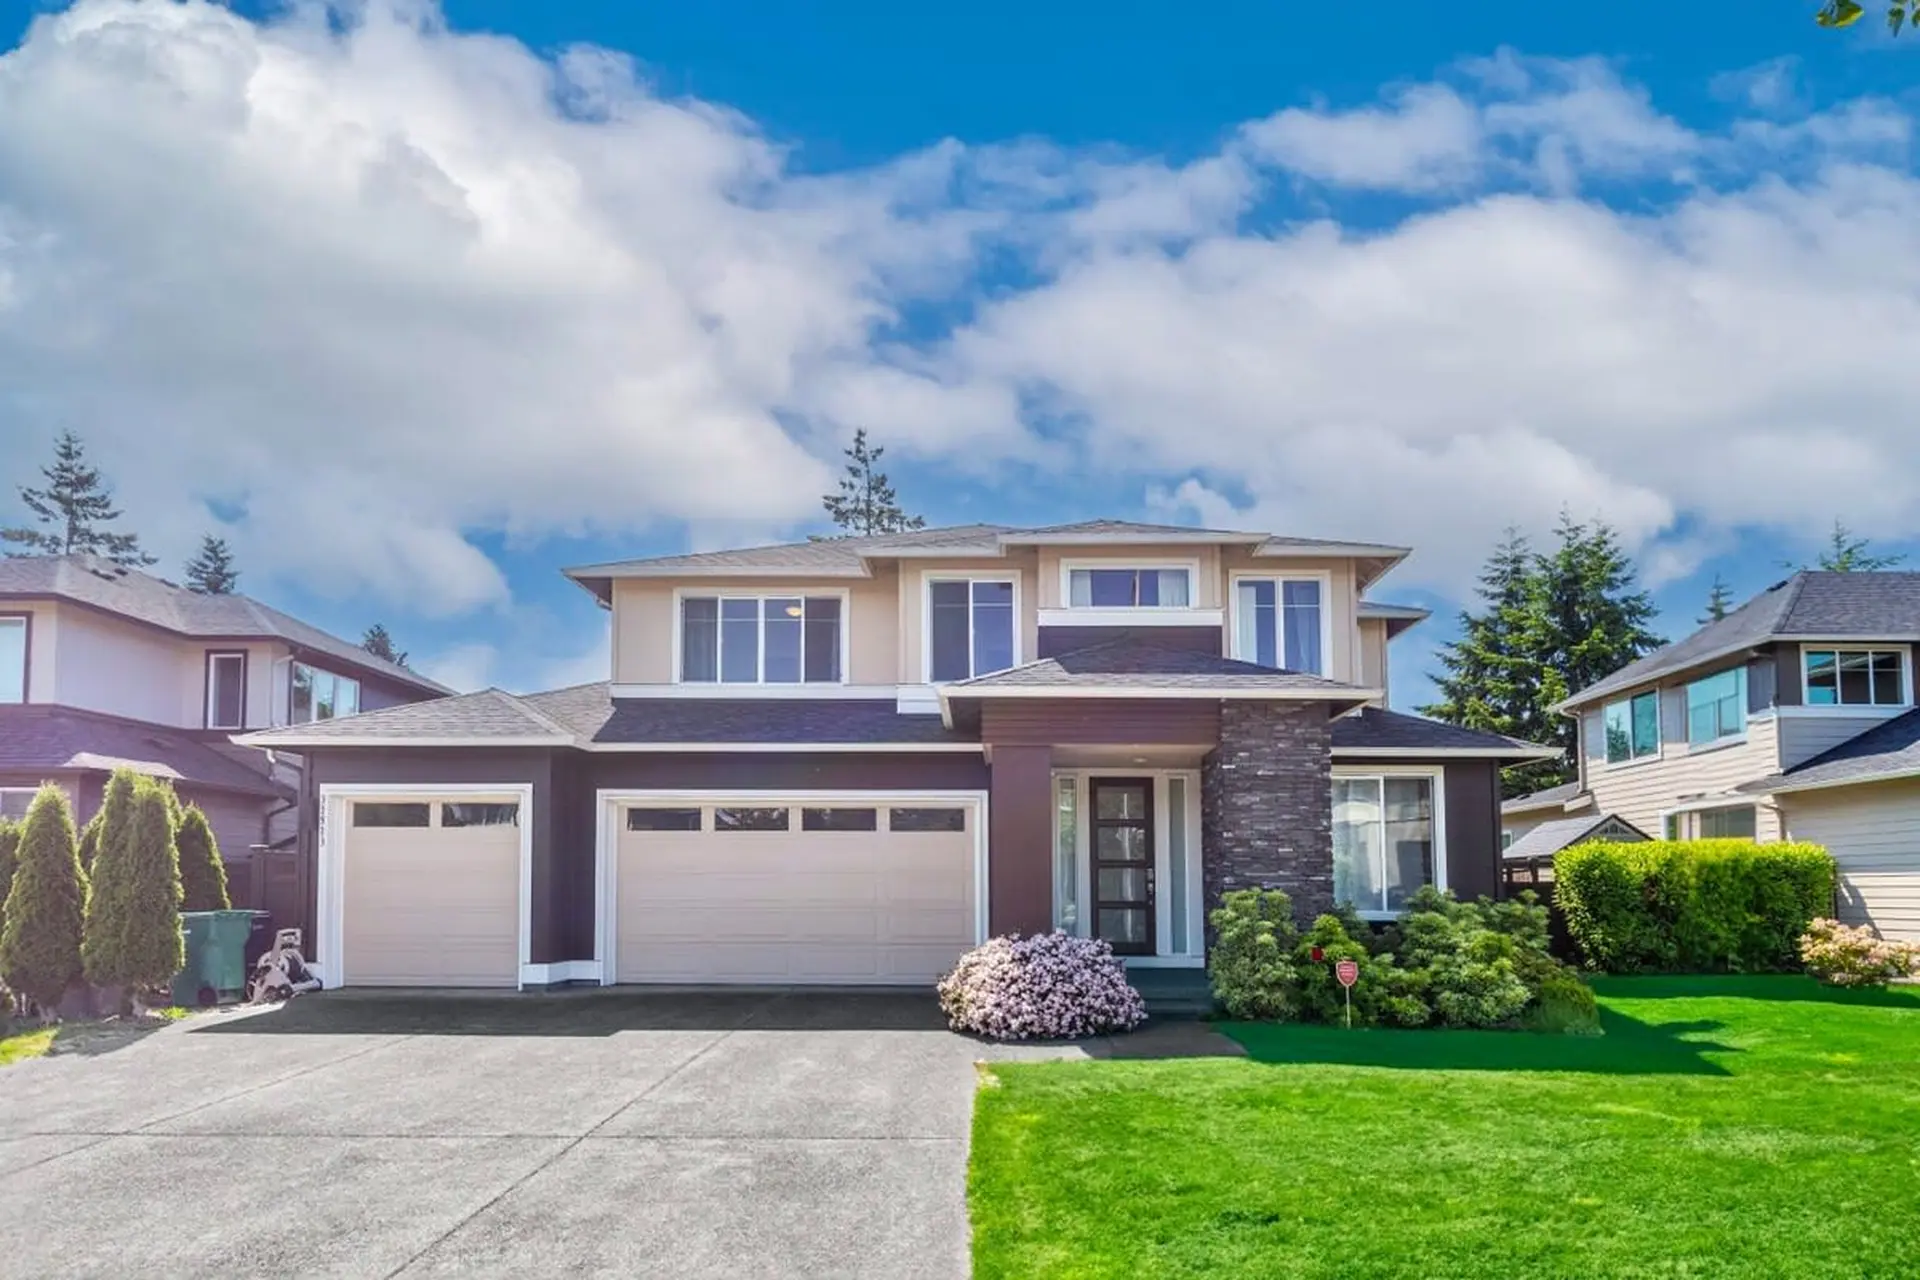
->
{"left": 1067, "top": 566, "right": 1192, "bottom": 608}
{"left": 291, "top": 662, "right": 360, "bottom": 724}
{"left": 928, "top": 578, "right": 1016, "bottom": 682}
{"left": 680, "top": 595, "right": 843, "bottom": 684}
{"left": 1333, "top": 773, "right": 1439, "bottom": 917}
{"left": 1233, "top": 577, "right": 1324, "bottom": 675}
{"left": 0, "top": 615, "right": 24, "bottom": 704}
{"left": 1686, "top": 667, "right": 1746, "bottom": 746}
{"left": 1603, "top": 691, "right": 1660, "bottom": 764}
{"left": 1804, "top": 648, "right": 1906, "bottom": 707}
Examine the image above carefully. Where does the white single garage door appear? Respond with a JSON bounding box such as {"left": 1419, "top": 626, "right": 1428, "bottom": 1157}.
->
{"left": 1783, "top": 779, "right": 1920, "bottom": 942}
{"left": 612, "top": 799, "right": 980, "bottom": 985}
{"left": 340, "top": 796, "right": 523, "bottom": 987}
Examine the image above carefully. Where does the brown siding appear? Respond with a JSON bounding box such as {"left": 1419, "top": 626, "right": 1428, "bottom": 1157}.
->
{"left": 1442, "top": 760, "right": 1502, "bottom": 903}
{"left": 1036, "top": 626, "right": 1224, "bottom": 658}
{"left": 981, "top": 699, "right": 1220, "bottom": 746}
{"left": 987, "top": 745, "right": 1053, "bottom": 935}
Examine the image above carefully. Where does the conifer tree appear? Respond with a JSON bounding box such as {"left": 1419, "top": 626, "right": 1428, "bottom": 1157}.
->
{"left": 0, "top": 786, "right": 88, "bottom": 1011}
{"left": 77, "top": 811, "right": 102, "bottom": 872}
{"left": 118, "top": 782, "right": 185, "bottom": 993}
{"left": 819, "top": 429, "right": 925, "bottom": 536}
{"left": 1420, "top": 529, "right": 1549, "bottom": 746}
{"left": 183, "top": 535, "right": 240, "bottom": 594}
{"left": 0, "top": 818, "right": 20, "bottom": 946}
{"left": 1700, "top": 573, "right": 1735, "bottom": 625}
{"left": 1814, "top": 519, "right": 1905, "bottom": 572}
{"left": 176, "top": 805, "right": 231, "bottom": 913}
{"left": 1, "top": 431, "right": 155, "bottom": 566}
{"left": 361, "top": 623, "right": 408, "bottom": 669}
{"left": 82, "top": 769, "right": 147, "bottom": 988}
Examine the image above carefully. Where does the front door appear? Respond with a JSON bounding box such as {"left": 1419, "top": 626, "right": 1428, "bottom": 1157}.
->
{"left": 1090, "top": 778, "right": 1154, "bottom": 956}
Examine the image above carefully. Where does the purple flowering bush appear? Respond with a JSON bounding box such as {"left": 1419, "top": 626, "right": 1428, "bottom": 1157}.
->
{"left": 937, "top": 932, "right": 1147, "bottom": 1040}
{"left": 1799, "top": 918, "right": 1920, "bottom": 987}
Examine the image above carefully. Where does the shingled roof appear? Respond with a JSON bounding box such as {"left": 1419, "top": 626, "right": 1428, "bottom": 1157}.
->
{"left": 235, "top": 689, "right": 574, "bottom": 747}
{"left": 1564, "top": 571, "right": 1920, "bottom": 710}
{"left": 943, "top": 637, "right": 1378, "bottom": 701}
{"left": 0, "top": 707, "right": 291, "bottom": 798}
{"left": 1330, "top": 707, "right": 1560, "bottom": 759}
{"left": 1742, "top": 706, "right": 1920, "bottom": 795}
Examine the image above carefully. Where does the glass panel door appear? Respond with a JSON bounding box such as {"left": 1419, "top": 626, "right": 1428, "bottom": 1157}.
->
{"left": 1090, "top": 778, "right": 1154, "bottom": 955}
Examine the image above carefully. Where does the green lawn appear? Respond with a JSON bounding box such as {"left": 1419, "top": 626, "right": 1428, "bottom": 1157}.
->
{"left": 969, "top": 976, "right": 1920, "bottom": 1280}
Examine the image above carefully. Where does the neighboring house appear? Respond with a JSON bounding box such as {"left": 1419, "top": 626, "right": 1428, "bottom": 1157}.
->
{"left": 1504, "top": 570, "right": 1920, "bottom": 940}
{"left": 0, "top": 555, "right": 449, "bottom": 912}
{"left": 239, "top": 520, "right": 1555, "bottom": 991}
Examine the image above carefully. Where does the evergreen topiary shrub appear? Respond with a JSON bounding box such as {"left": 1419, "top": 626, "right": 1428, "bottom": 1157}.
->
{"left": 0, "top": 786, "right": 89, "bottom": 1012}
{"left": 176, "top": 805, "right": 231, "bottom": 912}
{"left": 82, "top": 769, "right": 142, "bottom": 989}
{"left": 77, "top": 811, "right": 101, "bottom": 871}
{"left": 0, "top": 818, "right": 19, "bottom": 938}
{"left": 83, "top": 772, "right": 185, "bottom": 997}
{"left": 1557, "top": 840, "right": 1837, "bottom": 973}
{"left": 1208, "top": 888, "right": 1302, "bottom": 1020}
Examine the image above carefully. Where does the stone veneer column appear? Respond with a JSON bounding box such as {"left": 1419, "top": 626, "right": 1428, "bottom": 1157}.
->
{"left": 1201, "top": 701, "right": 1335, "bottom": 928}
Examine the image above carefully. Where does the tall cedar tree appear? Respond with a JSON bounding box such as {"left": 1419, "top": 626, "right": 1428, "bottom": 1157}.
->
{"left": 1, "top": 431, "right": 155, "bottom": 566}
{"left": 83, "top": 777, "right": 183, "bottom": 997}
{"left": 184, "top": 535, "right": 240, "bottom": 594}
{"left": 1815, "top": 519, "right": 1905, "bottom": 571}
{"left": 1700, "top": 573, "right": 1735, "bottom": 624}
{"left": 176, "top": 805, "right": 231, "bottom": 912}
{"left": 0, "top": 786, "right": 88, "bottom": 1011}
{"left": 362, "top": 623, "right": 408, "bottom": 668}
{"left": 83, "top": 770, "right": 153, "bottom": 988}
{"left": 1419, "top": 529, "right": 1552, "bottom": 748}
{"left": 818, "top": 429, "right": 925, "bottom": 537}
{"left": 77, "top": 811, "right": 102, "bottom": 872}
{"left": 0, "top": 819, "right": 20, "bottom": 945}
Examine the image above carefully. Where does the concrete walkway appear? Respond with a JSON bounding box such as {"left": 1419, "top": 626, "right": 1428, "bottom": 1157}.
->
{"left": 0, "top": 991, "right": 1099, "bottom": 1279}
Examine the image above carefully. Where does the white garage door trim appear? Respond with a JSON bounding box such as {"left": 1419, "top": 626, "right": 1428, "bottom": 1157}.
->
{"left": 594, "top": 788, "right": 990, "bottom": 986}
{"left": 317, "top": 783, "right": 535, "bottom": 990}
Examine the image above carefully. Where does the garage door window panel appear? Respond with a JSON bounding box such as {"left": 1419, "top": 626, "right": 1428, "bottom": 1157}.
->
{"left": 715, "top": 807, "right": 790, "bottom": 831}
{"left": 442, "top": 803, "right": 519, "bottom": 828}
{"left": 628, "top": 807, "right": 703, "bottom": 831}
{"left": 802, "top": 807, "right": 878, "bottom": 832}
{"left": 890, "top": 807, "right": 966, "bottom": 832}
{"left": 353, "top": 802, "right": 431, "bottom": 828}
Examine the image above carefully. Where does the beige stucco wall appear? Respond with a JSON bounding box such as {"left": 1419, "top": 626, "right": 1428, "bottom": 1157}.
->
{"left": 52, "top": 606, "right": 204, "bottom": 726}
{"left": 1581, "top": 704, "right": 1784, "bottom": 841}
{"left": 1779, "top": 778, "right": 1920, "bottom": 941}
{"left": 612, "top": 572, "right": 901, "bottom": 687}
{"left": 3, "top": 602, "right": 58, "bottom": 703}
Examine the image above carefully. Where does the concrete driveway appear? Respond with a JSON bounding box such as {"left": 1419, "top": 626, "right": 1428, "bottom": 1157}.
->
{"left": 0, "top": 990, "right": 1082, "bottom": 1278}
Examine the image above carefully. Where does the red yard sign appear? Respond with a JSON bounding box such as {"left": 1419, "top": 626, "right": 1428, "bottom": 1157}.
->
{"left": 1334, "top": 958, "right": 1360, "bottom": 988}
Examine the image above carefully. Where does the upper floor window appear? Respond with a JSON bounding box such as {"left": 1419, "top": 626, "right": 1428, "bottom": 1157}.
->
{"left": 0, "top": 615, "right": 23, "bottom": 705}
{"left": 1603, "top": 690, "right": 1659, "bottom": 764}
{"left": 1804, "top": 648, "right": 1906, "bottom": 707}
{"left": 292, "top": 662, "right": 360, "bottom": 724}
{"left": 205, "top": 651, "right": 248, "bottom": 731}
{"left": 680, "top": 595, "right": 842, "bottom": 684}
{"left": 1686, "top": 667, "right": 1746, "bottom": 746}
{"left": 1067, "top": 567, "right": 1192, "bottom": 608}
{"left": 928, "top": 579, "right": 1015, "bottom": 682}
{"left": 1232, "top": 577, "right": 1324, "bottom": 675}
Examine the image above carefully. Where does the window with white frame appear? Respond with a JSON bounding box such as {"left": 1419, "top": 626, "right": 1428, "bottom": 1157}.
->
{"left": 1667, "top": 805, "right": 1757, "bottom": 841}
{"left": 928, "top": 578, "right": 1015, "bottom": 682}
{"left": 1233, "top": 577, "right": 1324, "bottom": 674}
{"left": 206, "top": 652, "right": 247, "bottom": 730}
{"left": 0, "top": 788, "right": 39, "bottom": 821}
{"left": 1067, "top": 566, "right": 1192, "bottom": 608}
{"left": 0, "top": 616, "right": 24, "bottom": 705}
{"left": 680, "top": 595, "right": 843, "bottom": 684}
{"left": 1603, "top": 691, "right": 1660, "bottom": 764}
{"left": 1804, "top": 648, "right": 1906, "bottom": 707}
{"left": 1686, "top": 666, "right": 1747, "bottom": 746}
{"left": 1333, "top": 774, "right": 1438, "bottom": 916}
{"left": 291, "top": 662, "right": 361, "bottom": 724}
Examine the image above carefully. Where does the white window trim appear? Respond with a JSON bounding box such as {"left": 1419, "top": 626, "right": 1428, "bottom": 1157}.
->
{"left": 1226, "top": 569, "right": 1335, "bottom": 676}
{"left": 1600, "top": 690, "right": 1664, "bottom": 770}
{"left": 205, "top": 651, "right": 248, "bottom": 731}
{"left": 0, "top": 614, "right": 26, "bottom": 706}
{"left": 1050, "top": 769, "right": 1205, "bottom": 966}
{"left": 595, "top": 788, "right": 990, "bottom": 985}
{"left": 1058, "top": 558, "right": 1203, "bottom": 612}
{"left": 1658, "top": 801, "right": 1761, "bottom": 842}
{"left": 1683, "top": 667, "right": 1748, "bottom": 750}
{"left": 1331, "top": 764, "right": 1448, "bottom": 921}
{"left": 921, "top": 572, "right": 1021, "bottom": 684}
{"left": 670, "top": 587, "right": 853, "bottom": 687}
{"left": 1796, "top": 643, "right": 1914, "bottom": 710}
{"left": 315, "top": 784, "right": 535, "bottom": 991}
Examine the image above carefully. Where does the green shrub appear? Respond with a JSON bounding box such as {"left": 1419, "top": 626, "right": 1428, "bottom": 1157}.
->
{"left": 0, "top": 786, "right": 88, "bottom": 1010}
{"left": 1523, "top": 965, "right": 1602, "bottom": 1035}
{"left": 1557, "top": 840, "right": 1837, "bottom": 973}
{"left": 77, "top": 811, "right": 101, "bottom": 871}
{"left": 1208, "top": 888, "right": 1301, "bottom": 1020}
{"left": 1291, "top": 914, "right": 1382, "bottom": 1026}
{"left": 176, "top": 805, "right": 231, "bottom": 912}
{"left": 0, "top": 818, "right": 19, "bottom": 938}
{"left": 83, "top": 772, "right": 184, "bottom": 995}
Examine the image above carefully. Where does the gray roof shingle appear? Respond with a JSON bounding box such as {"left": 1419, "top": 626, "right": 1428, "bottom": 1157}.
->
{"left": 0, "top": 556, "right": 448, "bottom": 694}
{"left": 1503, "top": 813, "right": 1650, "bottom": 861}
{"left": 1567, "top": 571, "right": 1920, "bottom": 709}
{"left": 0, "top": 707, "right": 290, "bottom": 797}
{"left": 1502, "top": 780, "right": 1590, "bottom": 815}
{"left": 595, "top": 698, "right": 965, "bottom": 745}
{"left": 1331, "top": 708, "right": 1558, "bottom": 757}
{"left": 238, "top": 689, "right": 569, "bottom": 744}
{"left": 1742, "top": 706, "right": 1920, "bottom": 795}
{"left": 947, "top": 637, "right": 1374, "bottom": 696}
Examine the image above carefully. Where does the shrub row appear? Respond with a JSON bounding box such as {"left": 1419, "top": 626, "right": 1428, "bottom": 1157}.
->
{"left": 1209, "top": 886, "right": 1599, "bottom": 1034}
{"left": 1555, "top": 839, "right": 1836, "bottom": 973}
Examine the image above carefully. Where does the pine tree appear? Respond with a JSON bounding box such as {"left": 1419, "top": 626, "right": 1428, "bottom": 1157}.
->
{"left": 1, "top": 431, "right": 155, "bottom": 566}
{"left": 1420, "top": 529, "right": 1551, "bottom": 750}
{"left": 176, "top": 805, "right": 231, "bottom": 912}
{"left": 1700, "top": 573, "right": 1735, "bottom": 625}
{"left": 819, "top": 429, "right": 925, "bottom": 537}
{"left": 1815, "top": 519, "right": 1905, "bottom": 572}
{"left": 361, "top": 623, "right": 408, "bottom": 668}
{"left": 183, "top": 535, "right": 240, "bottom": 594}
{"left": 0, "top": 785, "right": 88, "bottom": 1012}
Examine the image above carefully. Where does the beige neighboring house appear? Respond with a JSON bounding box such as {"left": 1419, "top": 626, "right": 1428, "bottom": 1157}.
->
{"left": 0, "top": 555, "right": 448, "bottom": 915}
{"left": 1503, "top": 570, "right": 1920, "bottom": 940}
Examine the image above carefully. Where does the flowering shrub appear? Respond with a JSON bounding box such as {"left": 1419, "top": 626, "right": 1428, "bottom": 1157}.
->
{"left": 1799, "top": 918, "right": 1920, "bottom": 987}
{"left": 937, "top": 932, "right": 1147, "bottom": 1040}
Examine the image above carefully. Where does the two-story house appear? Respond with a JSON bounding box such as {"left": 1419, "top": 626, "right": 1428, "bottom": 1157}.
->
{"left": 241, "top": 520, "right": 1555, "bottom": 991}
{"left": 1503, "top": 571, "right": 1920, "bottom": 940}
{"left": 0, "top": 555, "right": 449, "bottom": 915}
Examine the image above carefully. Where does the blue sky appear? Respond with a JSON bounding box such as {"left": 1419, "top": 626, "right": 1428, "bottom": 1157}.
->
{"left": 1, "top": 0, "right": 1917, "bottom": 705}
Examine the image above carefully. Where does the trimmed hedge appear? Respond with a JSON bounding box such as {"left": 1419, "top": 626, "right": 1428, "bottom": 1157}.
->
{"left": 1556, "top": 839, "right": 1836, "bottom": 973}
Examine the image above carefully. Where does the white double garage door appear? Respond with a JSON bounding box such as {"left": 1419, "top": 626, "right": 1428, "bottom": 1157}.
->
{"left": 324, "top": 788, "right": 985, "bottom": 989}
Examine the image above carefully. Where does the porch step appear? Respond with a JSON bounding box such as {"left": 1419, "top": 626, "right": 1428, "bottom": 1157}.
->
{"left": 1126, "top": 967, "right": 1217, "bottom": 1019}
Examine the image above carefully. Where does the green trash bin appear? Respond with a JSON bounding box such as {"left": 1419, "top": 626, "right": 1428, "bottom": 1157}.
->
{"left": 171, "top": 910, "right": 259, "bottom": 1007}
